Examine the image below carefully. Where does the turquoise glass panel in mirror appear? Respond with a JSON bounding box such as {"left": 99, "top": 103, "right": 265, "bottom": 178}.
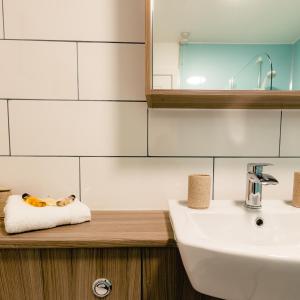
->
{"left": 180, "top": 46, "right": 292, "bottom": 91}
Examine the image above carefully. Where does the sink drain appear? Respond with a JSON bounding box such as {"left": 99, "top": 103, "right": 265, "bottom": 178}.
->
{"left": 255, "top": 217, "right": 264, "bottom": 227}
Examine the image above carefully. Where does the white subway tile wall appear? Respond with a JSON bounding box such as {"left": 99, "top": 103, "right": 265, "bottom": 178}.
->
{"left": 149, "top": 109, "right": 281, "bottom": 157}
{"left": 0, "top": 41, "right": 77, "bottom": 99}
{"left": 9, "top": 101, "right": 147, "bottom": 156}
{"left": 0, "top": 100, "right": 9, "bottom": 155}
{"left": 280, "top": 110, "right": 300, "bottom": 156}
{"left": 78, "top": 43, "right": 145, "bottom": 100}
{"left": 81, "top": 157, "right": 213, "bottom": 210}
{"left": 4, "top": 0, "right": 145, "bottom": 42}
{"left": 0, "top": 157, "right": 79, "bottom": 198}
{"left": 0, "top": 1, "right": 298, "bottom": 209}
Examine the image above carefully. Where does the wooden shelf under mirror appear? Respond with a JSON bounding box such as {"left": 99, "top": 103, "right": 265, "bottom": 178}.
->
{"left": 145, "top": 0, "right": 300, "bottom": 109}
{"left": 147, "top": 90, "right": 300, "bottom": 109}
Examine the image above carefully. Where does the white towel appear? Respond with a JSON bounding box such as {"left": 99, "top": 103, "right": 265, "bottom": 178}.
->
{"left": 4, "top": 195, "right": 91, "bottom": 234}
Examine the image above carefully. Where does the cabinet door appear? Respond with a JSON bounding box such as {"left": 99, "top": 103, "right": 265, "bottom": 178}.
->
{"left": 142, "top": 248, "right": 221, "bottom": 300}
{"left": 0, "top": 249, "right": 44, "bottom": 300}
{"left": 71, "top": 248, "right": 141, "bottom": 300}
{"left": 0, "top": 248, "right": 141, "bottom": 300}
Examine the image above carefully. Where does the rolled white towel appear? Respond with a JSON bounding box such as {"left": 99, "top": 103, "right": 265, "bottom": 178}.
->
{"left": 4, "top": 195, "right": 91, "bottom": 234}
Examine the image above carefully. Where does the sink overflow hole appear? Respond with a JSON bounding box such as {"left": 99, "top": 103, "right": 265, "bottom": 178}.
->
{"left": 255, "top": 217, "right": 264, "bottom": 227}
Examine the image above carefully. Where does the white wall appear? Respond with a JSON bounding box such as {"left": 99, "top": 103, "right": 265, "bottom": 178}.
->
{"left": 0, "top": 0, "right": 300, "bottom": 209}
{"left": 153, "top": 42, "right": 180, "bottom": 88}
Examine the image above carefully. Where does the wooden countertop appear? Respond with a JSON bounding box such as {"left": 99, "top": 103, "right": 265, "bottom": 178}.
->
{"left": 0, "top": 211, "right": 176, "bottom": 248}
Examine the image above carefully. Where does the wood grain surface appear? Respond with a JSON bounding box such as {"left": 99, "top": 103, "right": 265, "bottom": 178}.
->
{"left": 0, "top": 249, "right": 44, "bottom": 300}
{"left": 145, "top": 0, "right": 152, "bottom": 96}
{"left": 0, "top": 211, "right": 175, "bottom": 248}
{"left": 0, "top": 248, "right": 141, "bottom": 300}
{"left": 147, "top": 89, "right": 300, "bottom": 109}
{"left": 142, "top": 248, "right": 222, "bottom": 300}
{"left": 0, "top": 248, "right": 220, "bottom": 300}
{"left": 72, "top": 248, "right": 141, "bottom": 300}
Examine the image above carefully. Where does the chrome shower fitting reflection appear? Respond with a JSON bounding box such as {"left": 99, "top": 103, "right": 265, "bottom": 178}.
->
{"left": 229, "top": 53, "right": 275, "bottom": 90}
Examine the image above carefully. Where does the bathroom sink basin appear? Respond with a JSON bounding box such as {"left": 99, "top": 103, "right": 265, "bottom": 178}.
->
{"left": 169, "top": 200, "right": 300, "bottom": 300}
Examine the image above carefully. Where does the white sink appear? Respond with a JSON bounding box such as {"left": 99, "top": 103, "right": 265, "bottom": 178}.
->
{"left": 169, "top": 200, "right": 300, "bottom": 300}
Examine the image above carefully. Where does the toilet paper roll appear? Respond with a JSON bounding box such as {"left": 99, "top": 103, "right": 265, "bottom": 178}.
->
{"left": 188, "top": 174, "right": 211, "bottom": 209}
{"left": 292, "top": 172, "right": 300, "bottom": 208}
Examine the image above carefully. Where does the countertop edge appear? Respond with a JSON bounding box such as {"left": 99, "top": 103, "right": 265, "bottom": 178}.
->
{"left": 0, "top": 211, "right": 177, "bottom": 248}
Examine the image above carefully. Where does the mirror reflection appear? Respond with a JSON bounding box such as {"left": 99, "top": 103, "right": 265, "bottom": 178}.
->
{"left": 153, "top": 0, "right": 300, "bottom": 91}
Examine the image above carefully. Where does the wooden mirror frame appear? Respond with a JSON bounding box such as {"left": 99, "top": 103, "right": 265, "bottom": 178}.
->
{"left": 145, "top": 0, "right": 300, "bottom": 109}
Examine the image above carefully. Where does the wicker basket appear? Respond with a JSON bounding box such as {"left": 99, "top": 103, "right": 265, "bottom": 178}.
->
{"left": 0, "top": 188, "right": 11, "bottom": 218}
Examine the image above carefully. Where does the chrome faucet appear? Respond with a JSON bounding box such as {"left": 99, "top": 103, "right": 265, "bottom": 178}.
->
{"left": 245, "top": 163, "right": 279, "bottom": 209}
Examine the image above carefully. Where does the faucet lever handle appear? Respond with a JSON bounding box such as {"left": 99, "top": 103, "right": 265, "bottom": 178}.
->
{"left": 247, "top": 163, "right": 273, "bottom": 174}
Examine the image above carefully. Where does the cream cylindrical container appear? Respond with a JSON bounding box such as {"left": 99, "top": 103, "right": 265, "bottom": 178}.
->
{"left": 0, "top": 187, "right": 11, "bottom": 218}
{"left": 292, "top": 172, "right": 300, "bottom": 207}
{"left": 187, "top": 174, "right": 211, "bottom": 209}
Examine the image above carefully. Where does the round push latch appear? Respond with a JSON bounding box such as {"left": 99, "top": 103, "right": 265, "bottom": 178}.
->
{"left": 92, "top": 278, "right": 112, "bottom": 298}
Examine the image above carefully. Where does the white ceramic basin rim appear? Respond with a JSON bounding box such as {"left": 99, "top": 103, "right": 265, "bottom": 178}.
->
{"left": 170, "top": 200, "right": 300, "bottom": 262}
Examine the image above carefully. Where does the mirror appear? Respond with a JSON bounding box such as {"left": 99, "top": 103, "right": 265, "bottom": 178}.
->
{"left": 152, "top": 0, "right": 300, "bottom": 91}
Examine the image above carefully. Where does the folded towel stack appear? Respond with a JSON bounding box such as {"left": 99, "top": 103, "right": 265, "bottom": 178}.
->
{"left": 4, "top": 195, "right": 91, "bottom": 234}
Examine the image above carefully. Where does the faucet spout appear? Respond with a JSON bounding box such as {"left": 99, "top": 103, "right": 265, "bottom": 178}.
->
{"left": 245, "top": 163, "right": 279, "bottom": 209}
{"left": 249, "top": 173, "right": 279, "bottom": 185}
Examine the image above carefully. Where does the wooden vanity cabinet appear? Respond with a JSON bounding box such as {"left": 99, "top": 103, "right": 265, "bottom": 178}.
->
{"left": 0, "top": 247, "right": 219, "bottom": 300}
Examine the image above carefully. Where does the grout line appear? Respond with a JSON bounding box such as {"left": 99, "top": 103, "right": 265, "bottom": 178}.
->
{"left": 212, "top": 157, "right": 215, "bottom": 200}
{"left": 4, "top": 98, "right": 146, "bottom": 103}
{"left": 1, "top": 155, "right": 300, "bottom": 159}
{"left": 0, "top": 38, "right": 145, "bottom": 44}
{"left": 278, "top": 110, "right": 283, "bottom": 157}
{"left": 0, "top": 155, "right": 148, "bottom": 158}
{"left": 76, "top": 42, "right": 80, "bottom": 100}
{"left": 6, "top": 100, "right": 11, "bottom": 155}
{"left": 147, "top": 108, "right": 149, "bottom": 157}
{"left": 1, "top": 0, "right": 5, "bottom": 39}
{"left": 155, "top": 156, "right": 300, "bottom": 159}
{"left": 78, "top": 157, "right": 82, "bottom": 201}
